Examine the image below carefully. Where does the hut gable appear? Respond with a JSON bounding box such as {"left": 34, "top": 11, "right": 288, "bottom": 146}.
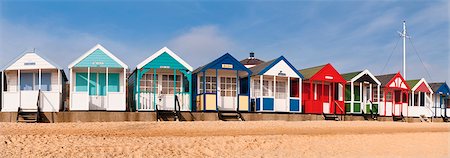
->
{"left": 137, "top": 47, "right": 192, "bottom": 71}
{"left": 341, "top": 69, "right": 381, "bottom": 85}
{"left": 4, "top": 52, "right": 58, "bottom": 70}
{"left": 408, "top": 78, "right": 432, "bottom": 93}
{"left": 249, "top": 56, "right": 303, "bottom": 78}
{"left": 376, "top": 73, "right": 409, "bottom": 90}
{"left": 68, "top": 44, "right": 128, "bottom": 69}
{"left": 193, "top": 53, "right": 251, "bottom": 74}
{"left": 299, "top": 63, "right": 345, "bottom": 83}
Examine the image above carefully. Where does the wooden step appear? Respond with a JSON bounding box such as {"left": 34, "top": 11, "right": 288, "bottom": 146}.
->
{"left": 218, "top": 111, "right": 243, "bottom": 121}
{"left": 323, "top": 114, "right": 339, "bottom": 121}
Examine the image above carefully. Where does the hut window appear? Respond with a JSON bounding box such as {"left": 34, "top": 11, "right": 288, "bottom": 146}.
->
{"left": 220, "top": 77, "right": 237, "bottom": 97}
{"left": 161, "top": 75, "right": 181, "bottom": 94}
{"left": 199, "top": 76, "right": 216, "bottom": 93}
{"left": 20, "top": 72, "right": 51, "bottom": 91}
{"left": 354, "top": 85, "right": 360, "bottom": 101}
{"left": 253, "top": 79, "right": 260, "bottom": 97}
{"left": 140, "top": 74, "right": 158, "bottom": 93}
{"left": 394, "top": 90, "right": 401, "bottom": 103}
{"left": 40, "top": 73, "right": 51, "bottom": 91}
{"left": 20, "top": 73, "right": 34, "bottom": 90}
{"left": 75, "top": 73, "right": 88, "bottom": 92}
{"left": 290, "top": 79, "right": 299, "bottom": 98}
{"left": 386, "top": 91, "right": 392, "bottom": 102}
{"left": 263, "top": 80, "right": 272, "bottom": 96}
{"left": 345, "top": 85, "right": 351, "bottom": 101}
{"left": 408, "top": 93, "right": 412, "bottom": 106}
{"left": 108, "top": 73, "right": 120, "bottom": 92}
{"left": 373, "top": 89, "right": 378, "bottom": 102}
{"left": 275, "top": 81, "right": 286, "bottom": 99}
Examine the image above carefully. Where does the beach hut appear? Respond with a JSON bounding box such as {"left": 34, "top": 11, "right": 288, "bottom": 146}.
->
{"left": 240, "top": 52, "right": 264, "bottom": 68}
{"left": 406, "top": 78, "right": 434, "bottom": 117}
{"left": 68, "top": 44, "right": 128, "bottom": 111}
{"left": 299, "top": 64, "right": 346, "bottom": 114}
{"left": 342, "top": 70, "right": 381, "bottom": 114}
{"left": 1, "top": 51, "right": 67, "bottom": 112}
{"left": 192, "top": 53, "right": 252, "bottom": 112}
{"left": 429, "top": 82, "right": 450, "bottom": 119}
{"left": 375, "top": 73, "right": 410, "bottom": 117}
{"left": 127, "top": 47, "right": 193, "bottom": 111}
{"left": 248, "top": 56, "right": 303, "bottom": 112}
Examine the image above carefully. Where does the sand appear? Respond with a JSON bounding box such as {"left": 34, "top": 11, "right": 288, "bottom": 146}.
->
{"left": 0, "top": 121, "right": 449, "bottom": 158}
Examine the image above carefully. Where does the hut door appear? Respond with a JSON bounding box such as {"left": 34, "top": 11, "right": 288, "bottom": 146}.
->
{"left": 218, "top": 77, "right": 237, "bottom": 110}
{"left": 323, "top": 84, "right": 331, "bottom": 114}
{"left": 393, "top": 90, "right": 402, "bottom": 116}
{"left": 160, "top": 74, "right": 181, "bottom": 110}
{"left": 89, "top": 73, "right": 107, "bottom": 110}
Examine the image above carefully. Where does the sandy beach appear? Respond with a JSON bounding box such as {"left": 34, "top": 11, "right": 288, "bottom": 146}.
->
{"left": 1, "top": 121, "right": 449, "bottom": 157}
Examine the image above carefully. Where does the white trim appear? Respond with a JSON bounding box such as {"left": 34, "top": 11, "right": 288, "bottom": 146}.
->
{"left": 411, "top": 78, "right": 433, "bottom": 94}
{"left": 136, "top": 47, "right": 193, "bottom": 71}
{"left": 68, "top": 44, "right": 128, "bottom": 69}
{"left": 350, "top": 69, "right": 381, "bottom": 85}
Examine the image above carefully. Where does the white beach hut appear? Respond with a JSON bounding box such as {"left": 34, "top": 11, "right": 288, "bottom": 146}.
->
{"left": 1, "top": 51, "right": 67, "bottom": 112}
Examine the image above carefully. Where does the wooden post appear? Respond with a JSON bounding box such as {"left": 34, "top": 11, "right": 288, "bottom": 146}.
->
{"left": 38, "top": 69, "right": 41, "bottom": 90}
{"left": 273, "top": 75, "right": 276, "bottom": 111}
{"left": 351, "top": 81, "right": 354, "bottom": 113}
{"left": 106, "top": 67, "right": 109, "bottom": 110}
{"left": 69, "top": 68, "right": 72, "bottom": 109}
{"left": 18, "top": 70, "right": 21, "bottom": 108}
{"left": 287, "top": 76, "right": 290, "bottom": 112}
{"left": 153, "top": 69, "right": 157, "bottom": 110}
{"left": 236, "top": 70, "right": 239, "bottom": 111}
{"left": 299, "top": 78, "right": 302, "bottom": 113}
{"left": 202, "top": 71, "right": 206, "bottom": 111}
{"left": 260, "top": 75, "right": 263, "bottom": 111}
{"left": 174, "top": 69, "right": 177, "bottom": 110}
{"left": 87, "top": 67, "right": 90, "bottom": 110}
{"left": 1, "top": 71, "right": 3, "bottom": 109}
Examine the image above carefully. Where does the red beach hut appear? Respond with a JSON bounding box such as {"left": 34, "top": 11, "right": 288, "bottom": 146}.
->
{"left": 299, "top": 63, "right": 346, "bottom": 114}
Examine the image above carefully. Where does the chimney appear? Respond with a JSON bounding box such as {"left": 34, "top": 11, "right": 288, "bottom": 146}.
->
{"left": 249, "top": 52, "right": 255, "bottom": 59}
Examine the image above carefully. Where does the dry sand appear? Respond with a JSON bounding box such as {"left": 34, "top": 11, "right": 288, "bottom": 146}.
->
{"left": 0, "top": 121, "right": 449, "bottom": 158}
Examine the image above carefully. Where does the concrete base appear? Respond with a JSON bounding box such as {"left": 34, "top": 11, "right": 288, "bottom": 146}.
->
{"left": 0, "top": 112, "right": 448, "bottom": 123}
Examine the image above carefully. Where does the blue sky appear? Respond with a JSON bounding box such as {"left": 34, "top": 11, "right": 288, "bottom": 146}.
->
{"left": 0, "top": 0, "right": 448, "bottom": 82}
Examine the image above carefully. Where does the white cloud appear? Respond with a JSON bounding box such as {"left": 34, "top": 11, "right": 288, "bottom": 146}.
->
{"left": 167, "top": 25, "right": 236, "bottom": 67}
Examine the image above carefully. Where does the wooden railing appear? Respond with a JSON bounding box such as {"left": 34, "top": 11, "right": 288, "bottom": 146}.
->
{"left": 334, "top": 101, "right": 345, "bottom": 121}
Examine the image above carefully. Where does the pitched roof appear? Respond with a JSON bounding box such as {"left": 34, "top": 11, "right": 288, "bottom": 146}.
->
{"left": 406, "top": 79, "right": 421, "bottom": 87}
{"left": 429, "top": 82, "right": 444, "bottom": 92}
{"left": 341, "top": 71, "right": 363, "bottom": 81}
{"left": 193, "top": 53, "right": 251, "bottom": 74}
{"left": 375, "top": 73, "right": 396, "bottom": 86}
{"left": 248, "top": 58, "right": 276, "bottom": 75}
{"left": 298, "top": 64, "right": 326, "bottom": 79}
{"left": 240, "top": 58, "right": 265, "bottom": 66}
{"left": 248, "top": 56, "right": 303, "bottom": 78}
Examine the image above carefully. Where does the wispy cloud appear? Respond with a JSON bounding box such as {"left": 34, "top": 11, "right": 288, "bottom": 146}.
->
{"left": 167, "top": 25, "right": 236, "bottom": 67}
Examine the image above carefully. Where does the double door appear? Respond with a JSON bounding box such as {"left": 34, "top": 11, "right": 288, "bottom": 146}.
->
{"left": 89, "top": 73, "right": 107, "bottom": 110}
{"left": 217, "top": 76, "right": 238, "bottom": 110}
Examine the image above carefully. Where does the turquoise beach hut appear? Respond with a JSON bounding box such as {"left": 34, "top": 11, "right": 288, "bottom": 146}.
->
{"left": 127, "top": 47, "right": 193, "bottom": 111}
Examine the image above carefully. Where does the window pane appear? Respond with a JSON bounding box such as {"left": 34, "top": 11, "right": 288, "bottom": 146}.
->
{"left": 75, "top": 73, "right": 88, "bottom": 92}
{"left": 108, "top": 73, "right": 120, "bottom": 92}
{"left": 89, "top": 73, "right": 97, "bottom": 96}
{"left": 38, "top": 73, "right": 52, "bottom": 91}
{"left": 98, "top": 73, "right": 106, "bottom": 96}
{"left": 20, "top": 73, "right": 34, "bottom": 91}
